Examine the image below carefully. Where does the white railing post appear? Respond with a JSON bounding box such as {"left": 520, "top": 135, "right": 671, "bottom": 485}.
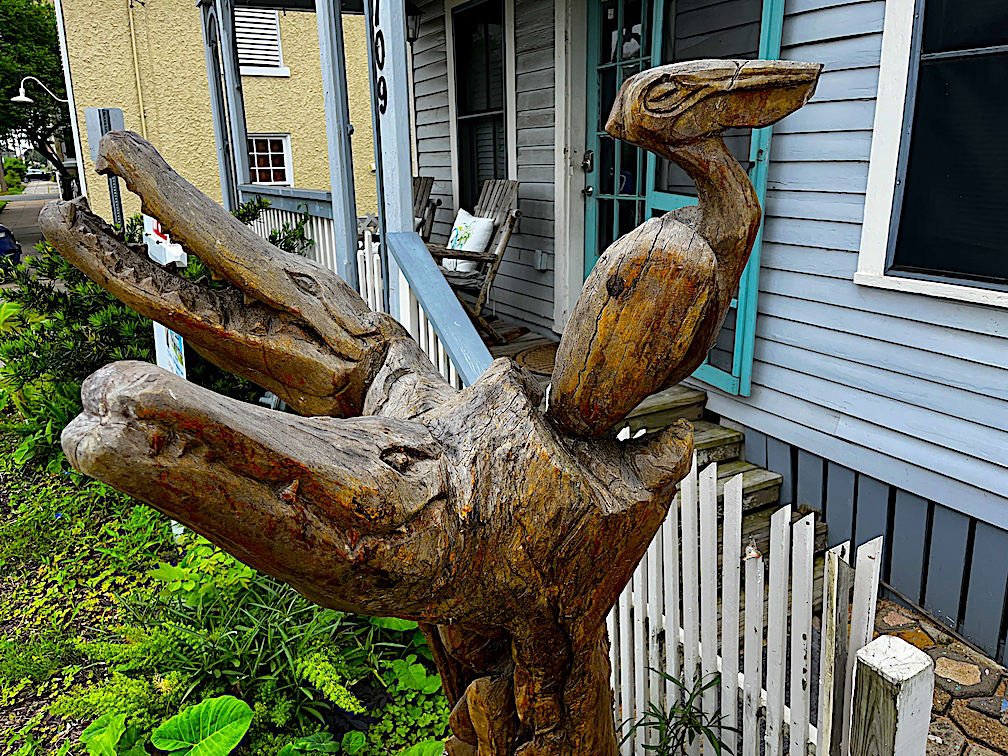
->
{"left": 842, "top": 536, "right": 884, "bottom": 756}
{"left": 848, "top": 636, "right": 934, "bottom": 756}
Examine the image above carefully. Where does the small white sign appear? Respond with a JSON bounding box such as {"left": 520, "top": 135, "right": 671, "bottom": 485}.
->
{"left": 153, "top": 321, "right": 186, "bottom": 379}
{"left": 143, "top": 214, "right": 187, "bottom": 268}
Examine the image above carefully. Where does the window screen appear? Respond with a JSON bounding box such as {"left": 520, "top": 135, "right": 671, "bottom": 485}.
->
{"left": 453, "top": 0, "right": 507, "bottom": 210}
{"left": 890, "top": 0, "right": 1008, "bottom": 284}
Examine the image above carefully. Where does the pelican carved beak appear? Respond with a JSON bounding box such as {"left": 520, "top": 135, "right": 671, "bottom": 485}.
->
{"left": 606, "top": 59, "right": 823, "bottom": 154}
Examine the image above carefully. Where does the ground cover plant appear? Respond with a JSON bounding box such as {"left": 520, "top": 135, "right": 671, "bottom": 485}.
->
{"left": 0, "top": 428, "right": 451, "bottom": 755}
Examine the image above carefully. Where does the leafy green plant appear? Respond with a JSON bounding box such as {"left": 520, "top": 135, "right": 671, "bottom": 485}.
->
{"left": 151, "top": 694, "right": 254, "bottom": 756}
{"left": 278, "top": 732, "right": 343, "bottom": 756}
{"left": 0, "top": 239, "right": 261, "bottom": 471}
{"left": 622, "top": 671, "right": 735, "bottom": 755}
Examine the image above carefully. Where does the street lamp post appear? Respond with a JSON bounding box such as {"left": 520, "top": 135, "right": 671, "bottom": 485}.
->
{"left": 11, "top": 75, "right": 69, "bottom": 105}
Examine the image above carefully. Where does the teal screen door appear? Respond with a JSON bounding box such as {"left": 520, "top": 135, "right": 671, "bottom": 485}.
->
{"left": 583, "top": 0, "right": 785, "bottom": 396}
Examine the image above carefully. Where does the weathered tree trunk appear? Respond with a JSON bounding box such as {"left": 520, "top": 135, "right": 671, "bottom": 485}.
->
{"left": 42, "top": 59, "right": 820, "bottom": 756}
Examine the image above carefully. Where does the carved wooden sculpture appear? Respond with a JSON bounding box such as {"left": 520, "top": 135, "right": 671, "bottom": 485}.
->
{"left": 42, "top": 59, "right": 820, "bottom": 756}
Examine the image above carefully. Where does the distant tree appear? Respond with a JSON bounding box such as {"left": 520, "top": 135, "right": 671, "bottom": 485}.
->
{"left": 0, "top": 0, "right": 75, "bottom": 197}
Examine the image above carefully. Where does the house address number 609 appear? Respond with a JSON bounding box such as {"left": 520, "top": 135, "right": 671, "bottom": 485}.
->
{"left": 370, "top": 0, "right": 388, "bottom": 115}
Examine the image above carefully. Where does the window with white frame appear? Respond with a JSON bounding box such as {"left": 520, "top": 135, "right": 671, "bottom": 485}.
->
{"left": 247, "top": 134, "right": 292, "bottom": 185}
{"left": 858, "top": 0, "right": 1008, "bottom": 304}
{"left": 235, "top": 9, "right": 290, "bottom": 76}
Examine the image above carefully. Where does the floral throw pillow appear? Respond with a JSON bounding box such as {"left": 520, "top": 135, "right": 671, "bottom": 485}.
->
{"left": 444, "top": 209, "right": 495, "bottom": 273}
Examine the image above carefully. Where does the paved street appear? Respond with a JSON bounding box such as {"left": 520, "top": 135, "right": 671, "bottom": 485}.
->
{"left": 0, "top": 180, "right": 59, "bottom": 252}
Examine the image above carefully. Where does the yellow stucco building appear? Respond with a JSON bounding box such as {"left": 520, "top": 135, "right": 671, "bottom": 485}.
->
{"left": 58, "top": 0, "right": 376, "bottom": 220}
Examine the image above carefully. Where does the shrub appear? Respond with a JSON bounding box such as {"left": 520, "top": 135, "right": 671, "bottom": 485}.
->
{"left": 4, "top": 157, "right": 27, "bottom": 182}
{"left": 0, "top": 237, "right": 261, "bottom": 472}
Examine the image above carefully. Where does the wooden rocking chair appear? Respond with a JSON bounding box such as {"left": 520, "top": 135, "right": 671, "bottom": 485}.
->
{"left": 413, "top": 176, "right": 441, "bottom": 243}
{"left": 427, "top": 179, "right": 521, "bottom": 344}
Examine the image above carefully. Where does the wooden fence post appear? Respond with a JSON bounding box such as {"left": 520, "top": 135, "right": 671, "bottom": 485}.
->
{"left": 849, "top": 635, "right": 934, "bottom": 756}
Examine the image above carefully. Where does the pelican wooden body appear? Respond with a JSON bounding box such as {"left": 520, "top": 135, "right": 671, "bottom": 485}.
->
{"left": 43, "top": 59, "right": 821, "bottom": 756}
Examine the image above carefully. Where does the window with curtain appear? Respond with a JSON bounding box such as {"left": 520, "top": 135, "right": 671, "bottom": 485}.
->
{"left": 452, "top": 0, "right": 507, "bottom": 210}
{"left": 890, "top": 0, "right": 1008, "bottom": 285}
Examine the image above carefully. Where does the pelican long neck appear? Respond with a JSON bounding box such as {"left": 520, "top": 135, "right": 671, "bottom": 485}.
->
{"left": 665, "top": 136, "right": 761, "bottom": 301}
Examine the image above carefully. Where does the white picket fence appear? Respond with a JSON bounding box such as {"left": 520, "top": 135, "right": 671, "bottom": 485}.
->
{"left": 608, "top": 449, "right": 889, "bottom": 756}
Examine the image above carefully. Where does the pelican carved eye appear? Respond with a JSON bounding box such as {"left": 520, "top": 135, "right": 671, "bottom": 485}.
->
{"left": 380, "top": 445, "right": 439, "bottom": 473}
{"left": 643, "top": 75, "right": 688, "bottom": 114}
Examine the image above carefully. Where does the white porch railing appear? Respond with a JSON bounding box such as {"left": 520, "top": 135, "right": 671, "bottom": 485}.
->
{"left": 239, "top": 184, "right": 344, "bottom": 272}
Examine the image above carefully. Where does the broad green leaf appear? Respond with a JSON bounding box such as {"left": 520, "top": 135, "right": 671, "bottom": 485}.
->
{"left": 116, "top": 726, "right": 147, "bottom": 756}
{"left": 147, "top": 563, "right": 189, "bottom": 583}
{"left": 341, "top": 732, "right": 366, "bottom": 755}
{"left": 291, "top": 733, "right": 340, "bottom": 753}
{"left": 368, "top": 616, "right": 418, "bottom": 632}
{"left": 398, "top": 740, "right": 445, "bottom": 756}
{"left": 80, "top": 713, "right": 127, "bottom": 756}
{"left": 277, "top": 746, "right": 296, "bottom": 756}
{"left": 150, "top": 695, "right": 253, "bottom": 756}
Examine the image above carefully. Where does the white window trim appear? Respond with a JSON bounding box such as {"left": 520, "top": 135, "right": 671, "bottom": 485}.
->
{"left": 248, "top": 133, "right": 293, "bottom": 186}
{"left": 237, "top": 10, "right": 290, "bottom": 78}
{"left": 444, "top": 0, "right": 518, "bottom": 213}
{"left": 856, "top": 0, "right": 1008, "bottom": 308}
{"left": 240, "top": 65, "right": 291, "bottom": 77}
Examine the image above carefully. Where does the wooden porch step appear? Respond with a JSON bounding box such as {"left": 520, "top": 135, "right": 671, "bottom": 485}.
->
{"left": 625, "top": 384, "right": 707, "bottom": 430}
{"left": 691, "top": 420, "right": 744, "bottom": 467}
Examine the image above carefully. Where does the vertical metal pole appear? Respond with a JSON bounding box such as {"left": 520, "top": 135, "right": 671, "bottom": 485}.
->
{"left": 316, "top": 0, "right": 361, "bottom": 288}
{"left": 364, "top": 0, "right": 415, "bottom": 316}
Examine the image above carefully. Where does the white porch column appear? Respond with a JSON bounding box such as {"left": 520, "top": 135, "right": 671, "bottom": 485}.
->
{"left": 316, "top": 0, "right": 361, "bottom": 287}
{"left": 364, "top": 0, "right": 414, "bottom": 316}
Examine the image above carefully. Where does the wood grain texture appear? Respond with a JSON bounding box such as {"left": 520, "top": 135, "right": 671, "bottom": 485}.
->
{"left": 43, "top": 58, "right": 822, "bottom": 756}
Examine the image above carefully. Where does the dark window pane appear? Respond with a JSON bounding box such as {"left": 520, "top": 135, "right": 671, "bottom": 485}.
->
{"left": 454, "top": 0, "right": 504, "bottom": 116}
{"left": 271, "top": 153, "right": 285, "bottom": 167}
{"left": 599, "top": 135, "right": 616, "bottom": 194}
{"left": 601, "top": 0, "right": 618, "bottom": 64}
{"left": 893, "top": 53, "right": 1008, "bottom": 283}
{"left": 598, "top": 198, "right": 615, "bottom": 257}
{"left": 621, "top": 0, "right": 643, "bottom": 60}
{"left": 458, "top": 115, "right": 506, "bottom": 209}
{"left": 255, "top": 139, "right": 268, "bottom": 152}
{"left": 257, "top": 155, "right": 270, "bottom": 167}
{"left": 662, "top": 0, "right": 761, "bottom": 64}
{"left": 269, "top": 139, "right": 283, "bottom": 153}
{"left": 272, "top": 169, "right": 286, "bottom": 182}
{"left": 618, "top": 198, "right": 637, "bottom": 236}
{"left": 599, "top": 67, "right": 618, "bottom": 130}
{"left": 708, "top": 305, "right": 737, "bottom": 373}
{"left": 922, "top": 0, "right": 1008, "bottom": 55}
{"left": 619, "top": 139, "right": 639, "bottom": 195}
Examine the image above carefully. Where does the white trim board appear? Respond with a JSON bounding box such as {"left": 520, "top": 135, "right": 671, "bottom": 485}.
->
{"left": 856, "top": 0, "right": 1008, "bottom": 309}
{"left": 552, "top": 0, "right": 588, "bottom": 331}
{"left": 444, "top": 0, "right": 518, "bottom": 213}
{"left": 53, "top": 0, "right": 88, "bottom": 198}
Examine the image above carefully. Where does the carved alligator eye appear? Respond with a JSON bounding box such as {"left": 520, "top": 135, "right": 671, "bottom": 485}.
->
{"left": 380, "top": 445, "right": 438, "bottom": 473}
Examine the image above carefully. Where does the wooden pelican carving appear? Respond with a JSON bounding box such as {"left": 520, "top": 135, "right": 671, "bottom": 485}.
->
{"left": 549, "top": 59, "right": 822, "bottom": 437}
{"left": 41, "top": 58, "right": 820, "bottom": 756}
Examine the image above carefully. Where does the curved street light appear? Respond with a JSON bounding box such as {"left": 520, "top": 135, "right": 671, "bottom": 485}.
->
{"left": 11, "top": 75, "right": 68, "bottom": 105}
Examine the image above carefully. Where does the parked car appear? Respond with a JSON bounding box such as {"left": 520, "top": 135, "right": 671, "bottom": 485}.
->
{"left": 0, "top": 224, "right": 23, "bottom": 268}
{"left": 26, "top": 167, "right": 52, "bottom": 182}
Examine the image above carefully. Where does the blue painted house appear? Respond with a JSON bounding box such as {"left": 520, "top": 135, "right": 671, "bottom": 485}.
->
{"left": 73, "top": 0, "right": 1005, "bottom": 662}
{"left": 406, "top": 0, "right": 1008, "bottom": 660}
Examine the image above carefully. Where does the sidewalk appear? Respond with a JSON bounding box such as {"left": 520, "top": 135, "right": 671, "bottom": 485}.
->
{"left": 874, "top": 599, "right": 1008, "bottom": 755}
{"left": 0, "top": 181, "right": 58, "bottom": 250}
